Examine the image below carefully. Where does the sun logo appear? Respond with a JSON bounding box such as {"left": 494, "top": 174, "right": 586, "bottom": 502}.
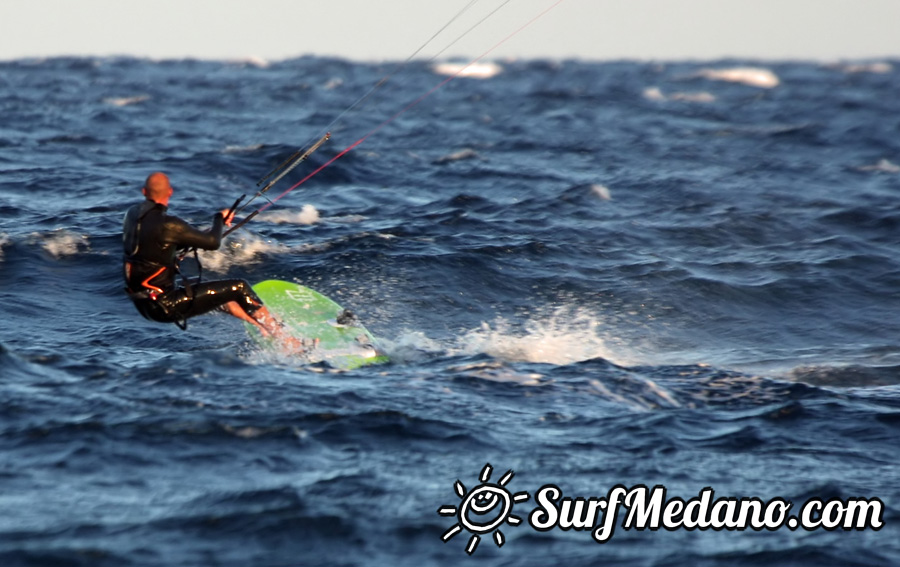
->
{"left": 437, "top": 463, "right": 530, "bottom": 555}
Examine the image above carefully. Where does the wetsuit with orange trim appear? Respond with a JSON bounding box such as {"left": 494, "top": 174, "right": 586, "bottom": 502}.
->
{"left": 123, "top": 200, "right": 263, "bottom": 325}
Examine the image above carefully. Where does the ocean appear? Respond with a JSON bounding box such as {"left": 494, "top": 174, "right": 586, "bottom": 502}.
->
{"left": 1, "top": 54, "right": 898, "bottom": 566}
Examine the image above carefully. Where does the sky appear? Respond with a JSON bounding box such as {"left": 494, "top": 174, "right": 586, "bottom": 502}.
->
{"left": 0, "top": 0, "right": 897, "bottom": 62}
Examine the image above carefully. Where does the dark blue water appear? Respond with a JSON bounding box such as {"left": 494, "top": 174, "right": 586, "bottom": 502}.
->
{"left": 1, "top": 55, "right": 899, "bottom": 566}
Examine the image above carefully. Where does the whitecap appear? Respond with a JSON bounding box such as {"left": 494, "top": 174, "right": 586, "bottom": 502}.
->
{"left": 260, "top": 205, "right": 321, "bottom": 225}
{"left": 453, "top": 308, "right": 622, "bottom": 366}
{"left": 33, "top": 229, "right": 89, "bottom": 258}
{"left": 642, "top": 86, "right": 667, "bottom": 101}
{"left": 103, "top": 95, "right": 150, "bottom": 107}
{"left": 591, "top": 184, "right": 611, "bottom": 200}
{"left": 197, "top": 233, "right": 290, "bottom": 273}
{"left": 432, "top": 61, "right": 502, "bottom": 79}
{"left": 696, "top": 67, "right": 780, "bottom": 88}
{"left": 858, "top": 159, "right": 900, "bottom": 173}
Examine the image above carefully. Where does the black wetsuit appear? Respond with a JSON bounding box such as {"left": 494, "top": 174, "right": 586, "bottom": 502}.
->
{"left": 123, "top": 200, "right": 263, "bottom": 325}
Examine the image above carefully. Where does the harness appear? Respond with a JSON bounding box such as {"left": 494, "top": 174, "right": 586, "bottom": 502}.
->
{"left": 123, "top": 202, "right": 197, "bottom": 330}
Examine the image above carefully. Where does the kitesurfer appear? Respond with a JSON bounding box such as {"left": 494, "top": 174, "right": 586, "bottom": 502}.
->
{"left": 122, "top": 172, "right": 295, "bottom": 343}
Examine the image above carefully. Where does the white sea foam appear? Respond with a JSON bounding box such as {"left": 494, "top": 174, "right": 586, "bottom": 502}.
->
{"left": 432, "top": 61, "right": 502, "bottom": 79}
{"left": 695, "top": 67, "right": 780, "bottom": 88}
{"left": 103, "top": 95, "right": 150, "bottom": 107}
{"left": 326, "top": 303, "right": 639, "bottom": 368}
{"left": 197, "top": 233, "right": 290, "bottom": 273}
{"left": 35, "top": 230, "right": 89, "bottom": 258}
{"left": 858, "top": 158, "right": 900, "bottom": 173}
{"left": 260, "top": 205, "right": 321, "bottom": 225}
{"left": 591, "top": 184, "right": 612, "bottom": 200}
{"left": 643, "top": 86, "right": 666, "bottom": 101}
{"left": 206, "top": 206, "right": 366, "bottom": 264}
{"left": 454, "top": 308, "right": 623, "bottom": 366}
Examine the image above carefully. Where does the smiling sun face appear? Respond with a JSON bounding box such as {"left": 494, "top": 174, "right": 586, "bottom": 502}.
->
{"left": 438, "top": 463, "right": 531, "bottom": 555}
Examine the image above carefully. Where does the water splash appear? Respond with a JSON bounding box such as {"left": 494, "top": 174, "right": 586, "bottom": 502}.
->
{"left": 454, "top": 307, "right": 625, "bottom": 366}
{"left": 32, "top": 230, "right": 89, "bottom": 258}
{"left": 198, "top": 233, "right": 291, "bottom": 273}
{"left": 260, "top": 205, "right": 321, "bottom": 225}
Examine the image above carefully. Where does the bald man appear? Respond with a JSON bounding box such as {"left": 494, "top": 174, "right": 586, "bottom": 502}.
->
{"left": 123, "top": 172, "right": 294, "bottom": 342}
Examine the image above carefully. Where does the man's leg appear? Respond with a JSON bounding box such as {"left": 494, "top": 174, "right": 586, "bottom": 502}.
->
{"left": 219, "top": 301, "right": 285, "bottom": 339}
{"left": 159, "top": 280, "right": 315, "bottom": 350}
{"left": 219, "top": 300, "right": 271, "bottom": 335}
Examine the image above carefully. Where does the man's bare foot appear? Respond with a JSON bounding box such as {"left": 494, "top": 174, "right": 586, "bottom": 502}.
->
{"left": 252, "top": 306, "right": 290, "bottom": 338}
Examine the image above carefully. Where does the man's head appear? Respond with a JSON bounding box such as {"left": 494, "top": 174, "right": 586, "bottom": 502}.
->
{"left": 143, "top": 172, "right": 174, "bottom": 205}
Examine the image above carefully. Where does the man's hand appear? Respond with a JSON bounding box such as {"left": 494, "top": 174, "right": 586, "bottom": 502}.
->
{"left": 221, "top": 208, "right": 236, "bottom": 226}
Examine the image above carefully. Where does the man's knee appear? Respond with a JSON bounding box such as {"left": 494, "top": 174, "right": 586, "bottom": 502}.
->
{"left": 232, "top": 280, "right": 263, "bottom": 312}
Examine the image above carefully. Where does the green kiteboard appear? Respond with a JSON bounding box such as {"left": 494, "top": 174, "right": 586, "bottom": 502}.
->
{"left": 246, "top": 280, "right": 389, "bottom": 369}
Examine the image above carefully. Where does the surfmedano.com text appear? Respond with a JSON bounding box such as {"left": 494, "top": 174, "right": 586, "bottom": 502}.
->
{"left": 528, "top": 484, "right": 884, "bottom": 543}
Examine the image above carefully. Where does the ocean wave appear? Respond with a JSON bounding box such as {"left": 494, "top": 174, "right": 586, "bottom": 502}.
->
{"left": 857, "top": 158, "right": 900, "bottom": 173}
{"left": 103, "top": 95, "right": 150, "bottom": 107}
{"left": 693, "top": 66, "right": 780, "bottom": 88}
{"left": 28, "top": 229, "right": 89, "bottom": 258}
{"left": 0, "top": 233, "right": 9, "bottom": 261}
{"left": 5, "top": 56, "right": 900, "bottom": 567}
{"left": 259, "top": 205, "right": 321, "bottom": 225}
{"left": 788, "top": 364, "right": 900, "bottom": 388}
{"left": 453, "top": 309, "right": 619, "bottom": 366}
{"left": 643, "top": 86, "right": 717, "bottom": 103}
{"left": 225, "top": 56, "right": 270, "bottom": 69}
{"left": 197, "top": 233, "right": 291, "bottom": 273}
{"left": 836, "top": 61, "right": 893, "bottom": 74}
{"left": 432, "top": 61, "right": 502, "bottom": 79}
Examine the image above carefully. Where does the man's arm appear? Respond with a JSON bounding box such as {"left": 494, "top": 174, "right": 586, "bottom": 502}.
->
{"left": 164, "top": 213, "right": 224, "bottom": 251}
